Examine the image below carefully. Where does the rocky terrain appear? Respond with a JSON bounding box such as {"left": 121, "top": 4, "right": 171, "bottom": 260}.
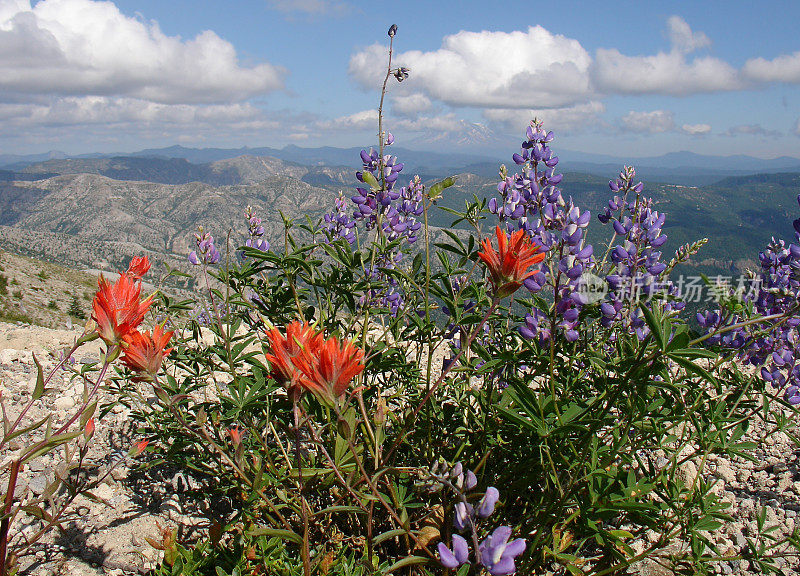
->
{"left": 0, "top": 322, "right": 194, "bottom": 575}
{"left": 1, "top": 318, "right": 800, "bottom": 575}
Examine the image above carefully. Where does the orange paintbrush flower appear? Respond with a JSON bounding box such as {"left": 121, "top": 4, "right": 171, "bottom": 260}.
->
{"left": 126, "top": 255, "right": 151, "bottom": 280}
{"left": 264, "top": 321, "right": 324, "bottom": 398}
{"left": 121, "top": 324, "right": 173, "bottom": 381}
{"left": 92, "top": 272, "right": 153, "bottom": 346}
{"left": 478, "top": 226, "right": 545, "bottom": 298}
{"left": 264, "top": 321, "right": 364, "bottom": 404}
{"left": 296, "top": 336, "right": 365, "bottom": 404}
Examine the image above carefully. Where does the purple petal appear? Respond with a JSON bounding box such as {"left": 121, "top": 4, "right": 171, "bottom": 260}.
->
{"left": 453, "top": 534, "right": 470, "bottom": 564}
{"left": 438, "top": 543, "right": 460, "bottom": 569}
{"left": 476, "top": 487, "right": 500, "bottom": 518}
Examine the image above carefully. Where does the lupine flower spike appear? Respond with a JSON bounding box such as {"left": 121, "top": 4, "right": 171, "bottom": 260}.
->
{"left": 479, "top": 226, "right": 545, "bottom": 298}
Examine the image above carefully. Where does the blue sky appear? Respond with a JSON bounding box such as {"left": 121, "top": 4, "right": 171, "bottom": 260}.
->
{"left": 1, "top": 0, "right": 800, "bottom": 159}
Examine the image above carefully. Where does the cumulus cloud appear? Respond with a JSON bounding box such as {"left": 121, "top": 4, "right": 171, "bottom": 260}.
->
{"left": 350, "top": 26, "right": 593, "bottom": 109}
{"left": 392, "top": 93, "right": 432, "bottom": 116}
{"left": 621, "top": 110, "right": 675, "bottom": 134}
{"left": 722, "top": 124, "right": 781, "bottom": 138}
{"left": 666, "top": 15, "right": 710, "bottom": 54}
{"left": 0, "top": 0, "right": 284, "bottom": 104}
{"left": 593, "top": 17, "right": 740, "bottom": 95}
{"left": 681, "top": 123, "right": 712, "bottom": 135}
{"left": 317, "top": 109, "right": 378, "bottom": 130}
{"left": 483, "top": 101, "right": 606, "bottom": 133}
{"left": 743, "top": 52, "right": 800, "bottom": 83}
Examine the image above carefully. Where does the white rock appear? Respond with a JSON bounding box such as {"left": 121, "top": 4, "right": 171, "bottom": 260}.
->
{"left": 53, "top": 396, "right": 75, "bottom": 410}
{"left": 0, "top": 348, "right": 18, "bottom": 363}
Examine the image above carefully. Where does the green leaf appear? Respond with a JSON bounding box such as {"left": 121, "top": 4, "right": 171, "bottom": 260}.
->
{"left": 428, "top": 176, "right": 456, "bottom": 200}
{"left": 381, "top": 555, "right": 428, "bottom": 574}
{"left": 4, "top": 414, "right": 51, "bottom": 444}
{"left": 372, "top": 528, "right": 407, "bottom": 546}
{"left": 361, "top": 171, "right": 380, "bottom": 190}
{"left": 32, "top": 353, "right": 45, "bottom": 400}
{"left": 248, "top": 527, "right": 303, "bottom": 545}
{"left": 313, "top": 505, "right": 365, "bottom": 517}
{"left": 640, "top": 303, "right": 664, "bottom": 350}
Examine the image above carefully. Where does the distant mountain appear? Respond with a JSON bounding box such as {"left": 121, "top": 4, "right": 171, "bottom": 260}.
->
{"left": 2, "top": 138, "right": 799, "bottom": 288}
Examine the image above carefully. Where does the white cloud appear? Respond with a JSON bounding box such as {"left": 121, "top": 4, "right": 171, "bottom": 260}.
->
{"left": 391, "top": 113, "right": 469, "bottom": 133}
{"left": 722, "top": 124, "right": 781, "bottom": 138}
{"left": 350, "top": 26, "right": 593, "bottom": 109}
{"left": 0, "top": 97, "right": 262, "bottom": 127}
{"left": 621, "top": 110, "right": 675, "bottom": 134}
{"left": 392, "top": 93, "right": 432, "bottom": 116}
{"left": 318, "top": 109, "right": 378, "bottom": 130}
{"left": 743, "top": 52, "right": 800, "bottom": 83}
{"left": 593, "top": 17, "right": 740, "bottom": 95}
{"left": 681, "top": 123, "right": 711, "bottom": 135}
{"left": 483, "top": 101, "right": 606, "bottom": 133}
{"left": 0, "top": 0, "right": 284, "bottom": 104}
{"left": 666, "top": 15, "right": 710, "bottom": 54}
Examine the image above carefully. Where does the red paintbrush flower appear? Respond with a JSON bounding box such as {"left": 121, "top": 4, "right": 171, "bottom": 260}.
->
{"left": 121, "top": 324, "right": 173, "bottom": 381}
{"left": 478, "top": 226, "right": 545, "bottom": 298}
{"left": 264, "top": 322, "right": 365, "bottom": 405}
{"left": 264, "top": 321, "right": 324, "bottom": 398}
{"left": 127, "top": 255, "right": 151, "bottom": 280}
{"left": 92, "top": 272, "right": 153, "bottom": 346}
{"left": 296, "top": 336, "right": 365, "bottom": 404}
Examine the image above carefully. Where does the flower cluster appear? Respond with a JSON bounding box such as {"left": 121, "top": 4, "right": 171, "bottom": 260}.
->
{"left": 91, "top": 256, "right": 172, "bottom": 380}
{"left": 699, "top": 195, "right": 800, "bottom": 403}
{"left": 264, "top": 321, "right": 365, "bottom": 405}
{"left": 597, "top": 167, "right": 683, "bottom": 339}
{"left": 188, "top": 227, "right": 220, "bottom": 265}
{"left": 329, "top": 133, "right": 428, "bottom": 316}
{"left": 352, "top": 147, "right": 405, "bottom": 230}
{"left": 322, "top": 193, "right": 357, "bottom": 244}
{"left": 491, "top": 121, "right": 595, "bottom": 342}
{"left": 244, "top": 205, "right": 270, "bottom": 252}
{"left": 429, "top": 460, "right": 526, "bottom": 575}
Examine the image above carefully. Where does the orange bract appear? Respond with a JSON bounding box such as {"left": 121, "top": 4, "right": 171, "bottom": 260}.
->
{"left": 478, "top": 226, "right": 545, "bottom": 298}
{"left": 92, "top": 272, "right": 153, "bottom": 346}
{"left": 127, "top": 255, "right": 151, "bottom": 280}
{"left": 264, "top": 321, "right": 365, "bottom": 405}
{"left": 297, "top": 336, "right": 365, "bottom": 403}
{"left": 121, "top": 324, "right": 173, "bottom": 381}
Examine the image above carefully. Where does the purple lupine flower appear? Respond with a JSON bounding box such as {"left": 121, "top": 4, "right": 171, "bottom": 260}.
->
{"left": 492, "top": 120, "right": 595, "bottom": 343}
{"left": 189, "top": 227, "right": 220, "bottom": 265}
{"left": 244, "top": 206, "right": 270, "bottom": 252}
{"left": 476, "top": 486, "right": 500, "bottom": 518}
{"left": 454, "top": 501, "right": 474, "bottom": 531}
{"left": 323, "top": 193, "right": 357, "bottom": 244}
{"left": 697, "top": 194, "right": 800, "bottom": 404}
{"left": 478, "top": 526, "right": 526, "bottom": 575}
{"left": 438, "top": 534, "right": 470, "bottom": 569}
{"left": 596, "top": 167, "right": 682, "bottom": 339}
